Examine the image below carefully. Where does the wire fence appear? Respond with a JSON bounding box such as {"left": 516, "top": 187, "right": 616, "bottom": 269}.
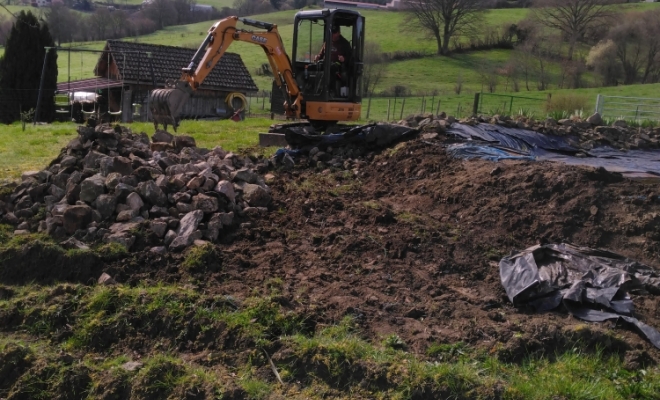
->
{"left": 595, "top": 95, "right": 660, "bottom": 122}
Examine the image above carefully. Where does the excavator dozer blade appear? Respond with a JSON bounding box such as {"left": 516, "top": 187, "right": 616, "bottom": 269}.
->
{"left": 149, "top": 82, "right": 192, "bottom": 132}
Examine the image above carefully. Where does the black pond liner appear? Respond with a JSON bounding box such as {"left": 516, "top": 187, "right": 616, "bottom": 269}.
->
{"left": 448, "top": 123, "right": 660, "bottom": 178}
{"left": 500, "top": 243, "right": 660, "bottom": 349}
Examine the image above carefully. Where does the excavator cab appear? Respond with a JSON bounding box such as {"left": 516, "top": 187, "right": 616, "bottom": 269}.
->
{"left": 291, "top": 9, "right": 364, "bottom": 123}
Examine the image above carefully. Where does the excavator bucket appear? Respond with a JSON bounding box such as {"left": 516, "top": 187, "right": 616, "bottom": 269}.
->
{"left": 149, "top": 81, "right": 193, "bottom": 132}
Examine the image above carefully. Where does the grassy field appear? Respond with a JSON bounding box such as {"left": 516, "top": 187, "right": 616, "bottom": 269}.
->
{"left": 0, "top": 118, "right": 274, "bottom": 180}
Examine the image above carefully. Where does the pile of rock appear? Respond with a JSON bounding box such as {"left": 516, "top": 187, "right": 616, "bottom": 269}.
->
{"left": 0, "top": 124, "right": 273, "bottom": 253}
{"left": 397, "top": 111, "right": 660, "bottom": 151}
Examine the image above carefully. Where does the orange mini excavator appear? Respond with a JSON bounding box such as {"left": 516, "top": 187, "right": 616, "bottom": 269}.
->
{"left": 149, "top": 9, "right": 365, "bottom": 132}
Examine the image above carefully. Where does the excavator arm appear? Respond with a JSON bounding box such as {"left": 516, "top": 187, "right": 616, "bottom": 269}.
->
{"left": 149, "top": 16, "right": 302, "bottom": 131}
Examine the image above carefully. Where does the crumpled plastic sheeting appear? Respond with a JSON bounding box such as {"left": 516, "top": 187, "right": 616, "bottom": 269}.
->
{"left": 447, "top": 143, "right": 536, "bottom": 162}
{"left": 448, "top": 123, "right": 660, "bottom": 177}
{"left": 284, "top": 123, "right": 418, "bottom": 149}
{"left": 500, "top": 243, "right": 660, "bottom": 348}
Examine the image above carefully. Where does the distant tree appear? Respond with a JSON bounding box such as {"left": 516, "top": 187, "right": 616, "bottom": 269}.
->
{"left": 88, "top": 8, "right": 113, "bottom": 40}
{"left": 532, "top": 0, "right": 613, "bottom": 61}
{"left": 606, "top": 11, "right": 660, "bottom": 85}
{"left": 404, "top": 0, "right": 485, "bottom": 55}
{"left": 46, "top": 3, "right": 78, "bottom": 45}
{"left": 269, "top": 0, "right": 284, "bottom": 9}
{"left": 586, "top": 40, "right": 620, "bottom": 86}
{"left": 144, "top": 0, "right": 178, "bottom": 30}
{"left": 0, "top": 11, "right": 57, "bottom": 123}
{"left": 173, "top": 0, "right": 195, "bottom": 24}
{"left": 0, "top": 14, "right": 12, "bottom": 46}
{"left": 362, "top": 41, "right": 387, "bottom": 97}
{"left": 108, "top": 10, "right": 129, "bottom": 38}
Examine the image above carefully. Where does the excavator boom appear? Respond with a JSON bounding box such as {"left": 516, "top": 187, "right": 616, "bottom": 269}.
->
{"left": 150, "top": 16, "right": 301, "bottom": 131}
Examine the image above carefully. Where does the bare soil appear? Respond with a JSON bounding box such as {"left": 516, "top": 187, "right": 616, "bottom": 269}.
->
{"left": 3, "top": 132, "right": 660, "bottom": 397}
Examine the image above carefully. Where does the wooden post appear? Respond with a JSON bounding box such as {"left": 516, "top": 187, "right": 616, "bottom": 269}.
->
{"left": 436, "top": 100, "right": 441, "bottom": 115}
{"left": 393, "top": 97, "right": 397, "bottom": 120}
{"left": 400, "top": 98, "right": 406, "bottom": 120}
{"left": 421, "top": 96, "right": 425, "bottom": 113}
{"left": 473, "top": 93, "right": 480, "bottom": 115}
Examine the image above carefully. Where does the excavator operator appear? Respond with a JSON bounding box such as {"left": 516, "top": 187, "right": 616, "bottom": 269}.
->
{"left": 315, "top": 25, "right": 352, "bottom": 95}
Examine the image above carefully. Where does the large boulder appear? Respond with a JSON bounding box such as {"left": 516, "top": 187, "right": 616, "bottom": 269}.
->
{"left": 126, "top": 192, "right": 145, "bottom": 211}
{"left": 177, "top": 210, "right": 204, "bottom": 237}
{"left": 152, "top": 130, "right": 174, "bottom": 143}
{"left": 82, "top": 151, "right": 107, "bottom": 169}
{"left": 100, "top": 156, "right": 133, "bottom": 177}
{"left": 231, "top": 168, "right": 258, "bottom": 184}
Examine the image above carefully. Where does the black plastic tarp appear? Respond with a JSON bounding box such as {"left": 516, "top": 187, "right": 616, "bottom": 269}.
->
{"left": 447, "top": 123, "right": 660, "bottom": 178}
{"left": 284, "top": 123, "right": 418, "bottom": 149}
{"left": 500, "top": 243, "right": 660, "bottom": 348}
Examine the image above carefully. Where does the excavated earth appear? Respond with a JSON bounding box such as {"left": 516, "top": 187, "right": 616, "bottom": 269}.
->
{"left": 3, "top": 125, "right": 660, "bottom": 397}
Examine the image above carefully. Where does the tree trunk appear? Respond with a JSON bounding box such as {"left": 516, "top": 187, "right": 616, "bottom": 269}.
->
{"left": 442, "top": 33, "right": 451, "bottom": 55}
{"left": 434, "top": 31, "right": 443, "bottom": 55}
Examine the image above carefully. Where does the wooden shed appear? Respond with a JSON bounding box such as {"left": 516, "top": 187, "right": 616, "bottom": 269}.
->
{"left": 57, "top": 40, "right": 258, "bottom": 123}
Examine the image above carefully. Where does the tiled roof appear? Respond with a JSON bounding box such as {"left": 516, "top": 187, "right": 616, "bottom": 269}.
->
{"left": 57, "top": 77, "right": 123, "bottom": 93}
{"left": 102, "top": 40, "right": 258, "bottom": 93}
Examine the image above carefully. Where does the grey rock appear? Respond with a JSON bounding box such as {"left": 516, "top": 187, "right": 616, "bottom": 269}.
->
{"left": 104, "top": 233, "right": 135, "bottom": 250}
{"left": 282, "top": 153, "right": 295, "bottom": 170}
{"left": 164, "top": 230, "right": 177, "bottom": 246}
{"left": 231, "top": 168, "right": 258, "bottom": 184}
{"left": 80, "top": 174, "right": 106, "bottom": 203}
{"left": 149, "top": 246, "right": 167, "bottom": 256}
{"left": 177, "top": 210, "right": 204, "bottom": 237}
{"left": 243, "top": 184, "right": 271, "bottom": 207}
{"left": 126, "top": 192, "right": 144, "bottom": 211}
{"left": 174, "top": 135, "right": 196, "bottom": 149}
{"left": 60, "top": 155, "right": 77, "bottom": 168}
{"left": 172, "top": 192, "right": 191, "bottom": 203}
{"left": 95, "top": 194, "right": 118, "bottom": 220}
{"left": 192, "top": 193, "right": 219, "bottom": 213}
{"left": 214, "top": 180, "right": 236, "bottom": 203}
{"left": 13, "top": 230, "right": 30, "bottom": 235}
{"left": 176, "top": 202, "right": 194, "bottom": 213}
{"left": 152, "top": 130, "right": 174, "bottom": 143}
{"left": 83, "top": 150, "right": 107, "bottom": 169}
{"left": 186, "top": 176, "right": 205, "bottom": 190}
{"left": 150, "top": 221, "right": 168, "bottom": 237}
{"left": 149, "top": 206, "right": 170, "bottom": 217}
{"left": 63, "top": 205, "right": 93, "bottom": 234}
{"left": 613, "top": 120, "right": 627, "bottom": 128}
{"left": 17, "top": 221, "right": 29, "bottom": 230}
{"left": 169, "top": 230, "right": 203, "bottom": 252}
{"left": 219, "top": 211, "right": 234, "bottom": 227}
{"left": 586, "top": 112, "right": 603, "bottom": 126}
{"left": 137, "top": 180, "right": 167, "bottom": 206}
{"left": 15, "top": 195, "right": 33, "bottom": 210}
{"left": 48, "top": 185, "right": 65, "bottom": 201}
{"left": 113, "top": 183, "right": 135, "bottom": 202}
{"left": 116, "top": 209, "right": 138, "bottom": 222}
{"left": 105, "top": 172, "right": 122, "bottom": 190}
{"left": 100, "top": 156, "right": 133, "bottom": 177}
{"left": 68, "top": 170, "right": 83, "bottom": 185}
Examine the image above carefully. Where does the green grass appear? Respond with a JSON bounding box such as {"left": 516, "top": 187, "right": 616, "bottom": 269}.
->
{"left": 1, "top": 284, "right": 660, "bottom": 399}
{"left": 0, "top": 118, "right": 274, "bottom": 181}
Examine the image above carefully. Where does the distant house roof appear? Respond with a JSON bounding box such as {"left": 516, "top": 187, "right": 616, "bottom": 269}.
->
{"left": 97, "top": 40, "right": 258, "bottom": 93}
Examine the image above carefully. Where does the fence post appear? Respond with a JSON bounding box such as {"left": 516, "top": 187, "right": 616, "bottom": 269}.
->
{"left": 400, "top": 98, "right": 406, "bottom": 120}
{"left": 473, "top": 93, "right": 480, "bottom": 115}
{"left": 366, "top": 97, "right": 372, "bottom": 120}
{"left": 509, "top": 96, "right": 514, "bottom": 115}
{"left": 595, "top": 94, "right": 602, "bottom": 114}
{"left": 393, "top": 97, "right": 397, "bottom": 120}
{"left": 421, "top": 96, "right": 425, "bottom": 113}
{"left": 387, "top": 99, "right": 391, "bottom": 121}
{"left": 436, "top": 100, "right": 440, "bottom": 116}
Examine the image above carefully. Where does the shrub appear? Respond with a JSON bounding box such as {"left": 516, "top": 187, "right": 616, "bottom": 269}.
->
{"left": 545, "top": 94, "right": 590, "bottom": 116}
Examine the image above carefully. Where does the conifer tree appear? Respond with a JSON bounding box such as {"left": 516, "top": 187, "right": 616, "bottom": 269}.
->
{"left": 0, "top": 11, "right": 57, "bottom": 123}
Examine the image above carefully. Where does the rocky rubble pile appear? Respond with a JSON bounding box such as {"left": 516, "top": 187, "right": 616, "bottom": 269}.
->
{"left": 0, "top": 124, "right": 273, "bottom": 252}
{"left": 397, "top": 111, "right": 660, "bottom": 151}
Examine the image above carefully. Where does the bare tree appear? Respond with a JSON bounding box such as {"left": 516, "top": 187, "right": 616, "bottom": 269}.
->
{"left": 405, "top": 0, "right": 485, "bottom": 55}
{"left": 46, "top": 4, "right": 78, "bottom": 45}
{"left": 361, "top": 41, "right": 387, "bottom": 97}
{"left": 88, "top": 8, "right": 112, "bottom": 40}
{"left": 532, "top": 0, "right": 613, "bottom": 61}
